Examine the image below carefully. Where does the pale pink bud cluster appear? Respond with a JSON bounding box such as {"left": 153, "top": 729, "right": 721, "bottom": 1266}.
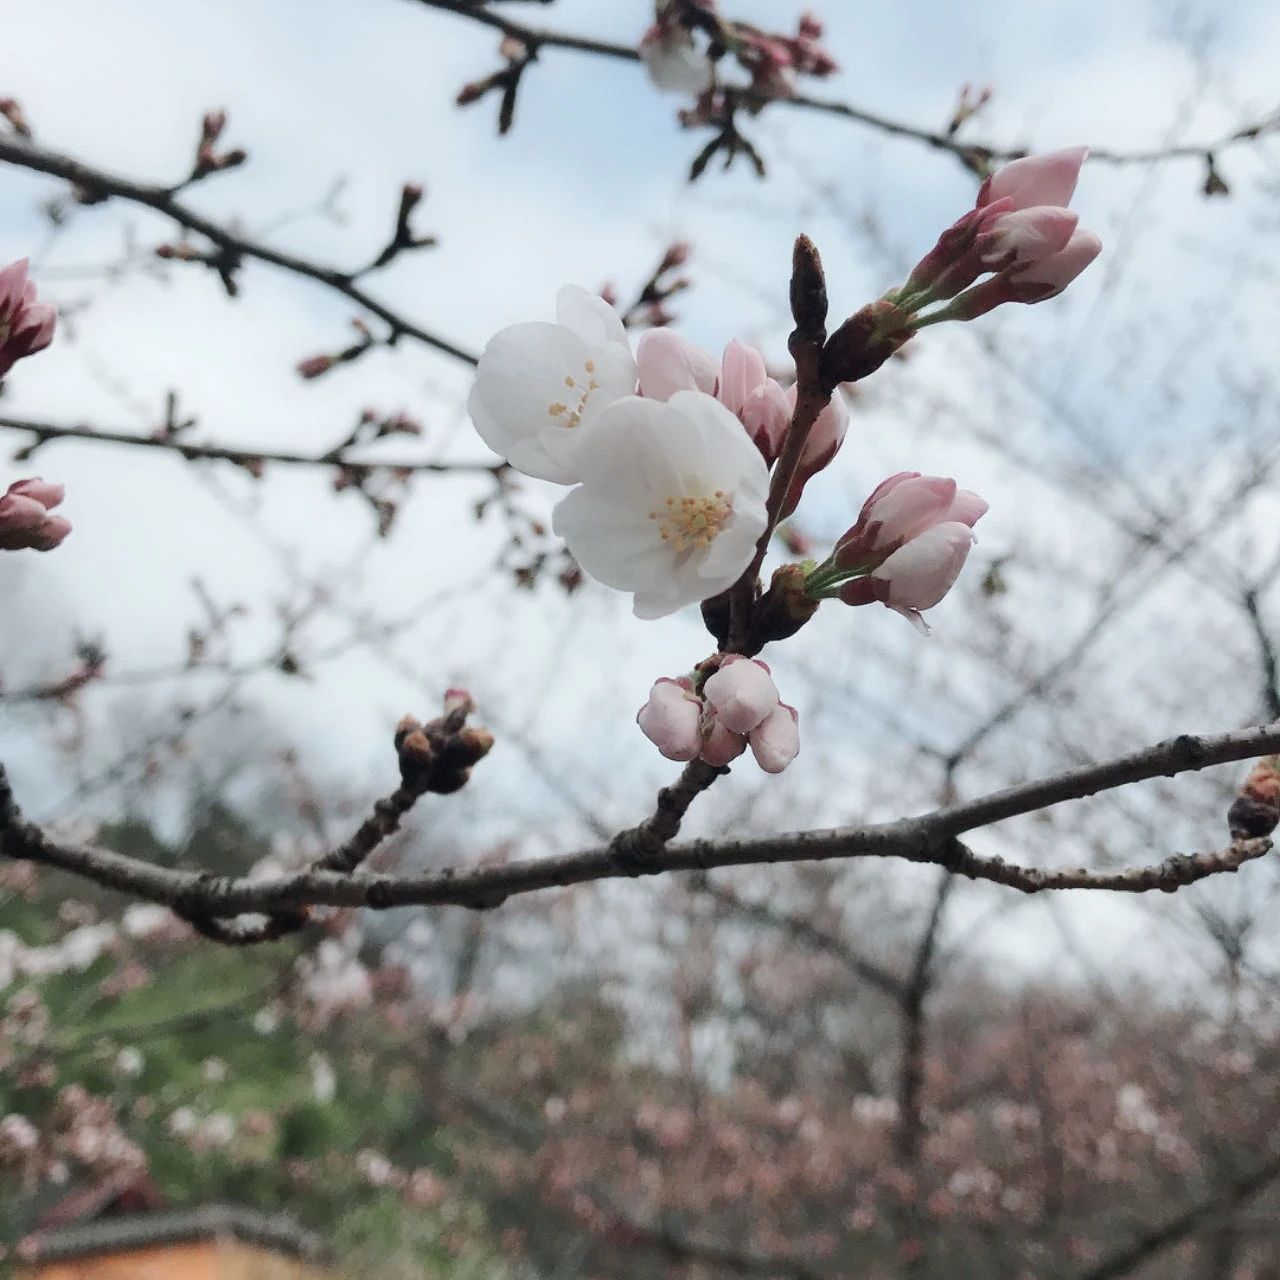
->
{"left": 636, "top": 330, "right": 849, "bottom": 495}
{"left": 736, "top": 14, "right": 839, "bottom": 99}
{"left": 639, "top": 16, "right": 714, "bottom": 97}
{"left": 637, "top": 656, "right": 799, "bottom": 774}
{"left": 640, "top": 6, "right": 836, "bottom": 103}
{"left": 0, "top": 258, "right": 56, "bottom": 379}
{"left": 0, "top": 478, "right": 71, "bottom": 552}
{"left": 832, "top": 473, "right": 987, "bottom": 631}
{"left": 901, "top": 148, "right": 1100, "bottom": 320}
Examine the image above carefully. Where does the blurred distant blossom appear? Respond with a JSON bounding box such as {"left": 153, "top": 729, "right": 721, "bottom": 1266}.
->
{"left": 0, "top": 479, "right": 71, "bottom": 553}
{"left": 640, "top": 16, "right": 714, "bottom": 95}
{"left": 0, "top": 257, "right": 56, "bottom": 379}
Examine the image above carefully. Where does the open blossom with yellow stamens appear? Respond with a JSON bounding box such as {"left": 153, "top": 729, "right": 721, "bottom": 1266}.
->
{"left": 553, "top": 391, "right": 769, "bottom": 619}
{"left": 467, "top": 285, "right": 637, "bottom": 483}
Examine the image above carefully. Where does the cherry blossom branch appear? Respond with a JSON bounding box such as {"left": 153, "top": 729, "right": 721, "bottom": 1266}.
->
{"left": 414, "top": 0, "right": 1280, "bottom": 172}
{"left": 2, "top": 725, "right": 1277, "bottom": 932}
{"left": 0, "top": 413, "right": 502, "bottom": 477}
{"left": 0, "top": 135, "right": 480, "bottom": 365}
{"left": 724, "top": 235, "right": 828, "bottom": 653}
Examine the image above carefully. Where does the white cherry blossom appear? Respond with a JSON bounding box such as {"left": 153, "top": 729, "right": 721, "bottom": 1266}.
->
{"left": 553, "top": 391, "right": 769, "bottom": 619}
{"left": 467, "top": 285, "right": 637, "bottom": 483}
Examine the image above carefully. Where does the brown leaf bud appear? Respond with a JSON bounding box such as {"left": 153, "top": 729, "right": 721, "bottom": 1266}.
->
{"left": 821, "top": 301, "right": 913, "bottom": 387}
{"left": 790, "top": 234, "right": 828, "bottom": 343}
{"left": 1228, "top": 757, "right": 1280, "bottom": 839}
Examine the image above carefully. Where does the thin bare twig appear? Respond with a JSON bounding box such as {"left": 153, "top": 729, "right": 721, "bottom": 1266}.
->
{"left": 0, "top": 135, "right": 479, "bottom": 365}
{"left": 413, "top": 0, "right": 1280, "bottom": 170}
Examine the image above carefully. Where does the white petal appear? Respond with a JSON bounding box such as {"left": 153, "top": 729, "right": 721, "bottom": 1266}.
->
{"left": 553, "top": 486, "right": 667, "bottom": 589}
{"left": 696, "top": 509, "right": 765, "bottom": 584}
{"left": 556, "top": 284, "right": 629, "bottom": 349}
{"left": 469, "top": 318, "right": 636, "bottom": 484}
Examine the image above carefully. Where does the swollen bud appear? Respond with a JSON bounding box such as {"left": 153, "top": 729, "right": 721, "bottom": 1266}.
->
{"left": 789, "top": 234, "right": 828, "bottom": 345}
{"left": 397, "top": 728, "right": 436, "bottom": 788}
{"left": 821, "top": 302, "right": 912, "bottom": 387}
{"left": 753, "top": 563, "right": 820, "bottom": 644}
{"left": 1228, "top": 758, "right": 1280, "bottom": 840}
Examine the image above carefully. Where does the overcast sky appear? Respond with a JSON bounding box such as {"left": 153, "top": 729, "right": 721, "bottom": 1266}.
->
{"left": 2, "top": 0, "right": 1279, "bottom": 982}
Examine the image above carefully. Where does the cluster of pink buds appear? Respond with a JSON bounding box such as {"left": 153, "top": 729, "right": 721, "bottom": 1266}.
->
{"left": 735, "top": 12, "right": 838, "bottom": 99}
{"left": 894, "top": 147, "right": 1101, "bottom": 326}
{"left": 636, "top": 329, "right": 849, "bottom": 514}
{"left": 803, "top": 473, "right": 987, "bottom": 631}
{"left": 639, "top": 2, "right": 837, "bottom": 102}
{"left": 0, "top": 478, "right": 71, "bottom": 552}
{"left": 0, "top": 258, "right": 56, "bottom": 379}
{"left": 638, "top": 655, "right": 799, "bottom": 773}
{"left": 0, "top": 259, "right": 68, "bottom": 553}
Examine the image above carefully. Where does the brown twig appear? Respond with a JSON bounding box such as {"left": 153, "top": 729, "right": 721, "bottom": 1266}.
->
{"left": 0, "top": 134, "right": 479, "bottom": 365}
{"left": 412, "top": 0, "right": 1280, "bottom": 172}
{"left": 0, "top": 414, "right": 502, "bottom": 476}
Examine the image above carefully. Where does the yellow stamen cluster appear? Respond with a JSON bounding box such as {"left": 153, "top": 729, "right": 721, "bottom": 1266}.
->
{"left": 547, "top": 358, "right": 601, "bottom": 429}
{"left": 649, "top": 491, "right": 733, "bottom": 552}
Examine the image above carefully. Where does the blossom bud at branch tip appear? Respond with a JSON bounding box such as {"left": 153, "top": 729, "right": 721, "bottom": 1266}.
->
{"left": 790, "top": 234, "right": 828, "bottom": 343}
{"left": 0, "top": 477, "right": 71, "bottom": 553}
{"left": 750, "top": 703, "right": 800, "bottom": 774}
{"left": 0, "top": 258, "right": 57, "bottom": 379}
{"left": 703, "top": 655, "right": 780, "bottom": 734}
{"left": 296, "top": 354, "right": 334, "bottom": 380}
{"left": 443, "top": 688, "right": 475, "bottom": 718}
{"left": 637, "top": 663, "right": 801, "bottom": 775}
{"left": 1227, "top": 757, "right": 1280, "bottom": 840}
{"left": 637, "top": 678, "right": 702, "bottom": 762}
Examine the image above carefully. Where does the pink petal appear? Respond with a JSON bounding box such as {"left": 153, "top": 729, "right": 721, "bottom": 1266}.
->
{"left": 749, "top": 703, "right": 800, "bottom": 774}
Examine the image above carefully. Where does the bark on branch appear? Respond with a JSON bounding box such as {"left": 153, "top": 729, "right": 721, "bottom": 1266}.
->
{"left": 1, "top": 724, "right": 1276, "bottom": 929}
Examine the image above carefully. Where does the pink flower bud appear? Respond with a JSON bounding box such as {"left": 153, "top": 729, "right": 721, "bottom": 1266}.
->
{"left": 7, "top": 478, "right": 65, "bottom": 509}
{"left": 901, "top": 200, "right": 1012, "bottom": 300}
{"left": 637, "top": 678, "right": 703, "bottom": 762}
{"left": 836, "top": 473, "right": 973, "bottom": 567}
{"left": 659, "top": 241, "right": 692, "bottom": 272}
{"left": 841, "top": 521, "right": 975, "bottom": 631}
{"left": 975, "top": 205, "right": 1079, "bottom": 270}
{"left": 798, "top": 12, "right": 824, "bottom": 39}
{"left": 944, "top": 229, "right": 1102, "bottom": 319}
{"left": 636, "top": 328, "right": 719, "bottom": 401}
{"left": 699, "top": 711, "right": 748, "bottom": 767}
{"left": 702, "top": 655, "right": 779, "bottom": 734}
{"left": 740, "top": 378, "right": 792, "bottom": 463}
{"left": 0, "top": 477, "right": 71, "bottom": 552}
{"left": 778, "top": 384, "right": 851, "bottom": 517}
{"left": 749, "top": 702, "right": 800, "bottom": 774}
{"left": 977, "top": 146, "right": 1089, "bottom": 212}
{"left": 1008, "top": 229, "right": 1103, "bottom": 300}
{"left": 442, "top": 688, "right": 475, "bottom": 717}
{"left": 718, "top": 340, "right": 768, "bottom": 417}
{"left": 0, "top": 259, "right": 57, "bottom": 378}
{"left": 296, "top": 354, "right": 333, "bottom": 380}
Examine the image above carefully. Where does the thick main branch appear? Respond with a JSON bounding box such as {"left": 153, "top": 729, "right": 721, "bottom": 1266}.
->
{"left": 2, "top": 725, "right": 1276, "bottom": 922}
